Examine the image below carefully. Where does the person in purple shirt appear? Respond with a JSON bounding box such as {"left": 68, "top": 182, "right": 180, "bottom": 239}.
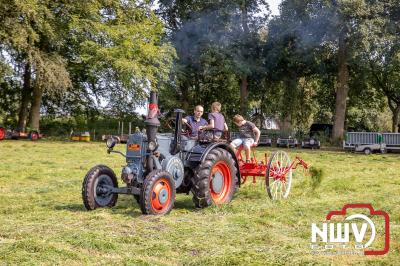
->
{"left": 182, "top": 105, "right": 208, "bottom": 138}
{"left": 200, "top": 102, "right": 228, "bottom": 138}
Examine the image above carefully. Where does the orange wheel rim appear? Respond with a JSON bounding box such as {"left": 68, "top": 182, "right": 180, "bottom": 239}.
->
{"left": 151, "top": 178, "right": 172, "bottom": 213}
{"left": 209, "top": 161, "right": 232, "bottom": 204}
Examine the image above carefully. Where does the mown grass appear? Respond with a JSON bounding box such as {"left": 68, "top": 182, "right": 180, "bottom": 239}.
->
{"left": 0, "top": 140, "right": 399, "bottom": 265}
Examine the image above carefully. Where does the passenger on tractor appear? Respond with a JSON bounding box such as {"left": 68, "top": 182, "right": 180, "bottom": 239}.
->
{"left": 230, "top": 114, "right": 261, "bottom": 163}
{"left": 200, "top": 101, "right": 228, "bottom": 139}
{"left": 182, "top": 105, "right": 208, "bottom": 138}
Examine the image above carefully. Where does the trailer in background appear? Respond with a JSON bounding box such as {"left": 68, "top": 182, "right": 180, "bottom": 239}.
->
{"left": 343, "top": 132, "right": 385, "bottom": 155}
{"left": 382, "top": 133, "right": 400, "bottom": 152}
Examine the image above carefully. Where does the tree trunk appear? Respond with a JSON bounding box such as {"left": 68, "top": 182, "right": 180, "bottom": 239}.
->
{"left": 280, "top": 114, "right": 292, "bottom": 134}
{"left": 239, "top": 2, "right": 250, "bottom": 116}
{"left": 391, "top": 104, "right": 400, "bottom": 133}
{"left": 332, "top": 32, "right": 350, "bottom": 141}
{"left": 17, "top": 63, "right": 32, "bottom": 132}
{"left": 240, "top": 75, "right": 248, "bottom": 115}
{"left": 29, "top": 84, "right": 44, "bottom": 131}
{"left": 241, "top": 2, "right": 250, "bottom": 35}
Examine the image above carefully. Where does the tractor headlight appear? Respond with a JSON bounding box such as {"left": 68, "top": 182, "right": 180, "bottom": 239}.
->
{"left": 148, "top": 141, "right": 157, "bottom": 151}
{"left": 106, "top": 137, "right": 117, "bottom": 149}
{"left": 121, "top": 166, "right": 134, "bottom": 183}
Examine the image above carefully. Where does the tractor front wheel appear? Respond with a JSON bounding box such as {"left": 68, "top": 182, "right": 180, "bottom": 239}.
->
{"left": 140, "top": 170, "right": 176, "bottom": 215}
{"left": 192, "top": 148, "right": 237, "bottom": 208}
{"left": 82, "top": 165, "right": 118, "bottom": 210}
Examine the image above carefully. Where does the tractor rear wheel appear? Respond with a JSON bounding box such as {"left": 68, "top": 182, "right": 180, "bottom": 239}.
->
{"left": 82, "top": 165, "right": 118, "bottom": 210}
{"left": 140, "top": 170, "right": 176, "bottom": 215}
{"left": 192, "top": 148, "right": 237, "bottom": 208}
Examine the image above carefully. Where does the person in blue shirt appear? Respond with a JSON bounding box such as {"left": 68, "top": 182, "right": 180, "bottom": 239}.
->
{"left": 182, "top": 105, "right": 208, "bottom": 138}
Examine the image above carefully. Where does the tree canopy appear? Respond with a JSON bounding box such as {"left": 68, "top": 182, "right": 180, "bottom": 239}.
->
{"left": 1, "top": 0, "right": 399, "bottom": 138}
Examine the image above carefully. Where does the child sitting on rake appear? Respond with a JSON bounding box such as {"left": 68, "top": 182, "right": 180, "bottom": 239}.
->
{"left": 230, "top": 114, "right": 261, "bottom": 163}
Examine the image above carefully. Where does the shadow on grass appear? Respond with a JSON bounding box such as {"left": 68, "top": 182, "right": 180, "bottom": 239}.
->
{"left": 111, "top": 207, "right": 143, "bottom": 218}
{"left": 54, "top": 203, "right": 143, "bottom": 217}
{"left": 53, "top": 197, "right": 196, "bottom": 216}
{"left": 173, "top": 196, "right": 197, "bottom": 211}
{"left": 54, "top": 203, "right": 86, "bottom": 212}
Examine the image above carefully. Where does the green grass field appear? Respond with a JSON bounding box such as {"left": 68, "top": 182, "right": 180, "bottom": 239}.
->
{"left": 0, "top": 141, "right": 399, "bottom": 265}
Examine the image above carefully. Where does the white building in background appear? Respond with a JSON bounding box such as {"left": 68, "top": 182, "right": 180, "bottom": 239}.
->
{"left": 263, "top": 117, "right": 280, "bottom": 130}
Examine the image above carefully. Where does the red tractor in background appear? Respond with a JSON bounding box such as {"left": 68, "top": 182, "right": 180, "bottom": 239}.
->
{"left": 0, "top": 125, "right": 41, "bottom": 141}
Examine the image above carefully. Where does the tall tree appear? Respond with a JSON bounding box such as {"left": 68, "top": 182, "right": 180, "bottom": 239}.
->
{"left": 364, "top": 1, "right": 400, "bottom": 132}
{"left": 0, "top": 0, "right": 175, "bottom": 130}
{"left": 274, "top": 0, "right": 386, "bottom": 140}
{"left": 158, "top": 0, "right": 269, "bottom": 117}
{"left": 0, "top": 0, "right": 71, "bottom": 131}
{"left": 261, "top": 1, "right": 319, "bottom": 131}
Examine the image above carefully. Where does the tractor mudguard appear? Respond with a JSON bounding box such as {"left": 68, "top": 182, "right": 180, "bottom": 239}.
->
{"left": 186, "top": 142, "right": 241, "bottom": 187}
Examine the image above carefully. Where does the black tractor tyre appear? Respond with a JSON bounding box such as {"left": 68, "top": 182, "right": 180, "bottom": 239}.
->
{"left": 140, "top": 170, "right": 176, "bottom": 215}
{"left": 192, "top": 148, "right": 237, "bottom": 208}
{"left": 82, "top": 165, "right": 118, "bottom": 210}
{"left": 134, "top": 194, "right": 141, "bottom": 205}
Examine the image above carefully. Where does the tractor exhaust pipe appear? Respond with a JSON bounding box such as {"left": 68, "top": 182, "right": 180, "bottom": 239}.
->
{"left": 145, "top": 91, "right": 160, "bottom": 172}
{"left": 170, "top": 109, "right": 185, "bottom": 155}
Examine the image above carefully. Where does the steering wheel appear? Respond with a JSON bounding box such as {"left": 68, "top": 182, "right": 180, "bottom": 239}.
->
{"left": 166, "top": 118, "right": 192, "bottom": 136}
{"left": 181, "top": 121, "right": 192, "bottom": 136}
{"left": 166, "top": 118, "right": 175, "bottom": 130}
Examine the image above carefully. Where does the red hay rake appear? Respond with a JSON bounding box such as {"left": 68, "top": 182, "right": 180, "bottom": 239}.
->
{"left": 236, "top": 145, "right": 309, "bottom": 200}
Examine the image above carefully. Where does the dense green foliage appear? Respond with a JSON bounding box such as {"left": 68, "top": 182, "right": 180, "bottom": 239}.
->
{"left": 0, "top": 0, "right": 174, "bottom": 131}
{"left": 1, "top": 0, "right": 400, "bottom": 138}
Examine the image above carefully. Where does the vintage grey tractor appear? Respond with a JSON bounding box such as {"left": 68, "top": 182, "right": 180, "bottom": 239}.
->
{"left": 82, "top": 92, "right": 240, "bottom": 215}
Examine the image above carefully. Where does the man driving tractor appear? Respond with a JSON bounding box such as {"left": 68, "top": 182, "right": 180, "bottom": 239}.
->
{"left": 182, "top": 105, "right": 208, "bottom": 138}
